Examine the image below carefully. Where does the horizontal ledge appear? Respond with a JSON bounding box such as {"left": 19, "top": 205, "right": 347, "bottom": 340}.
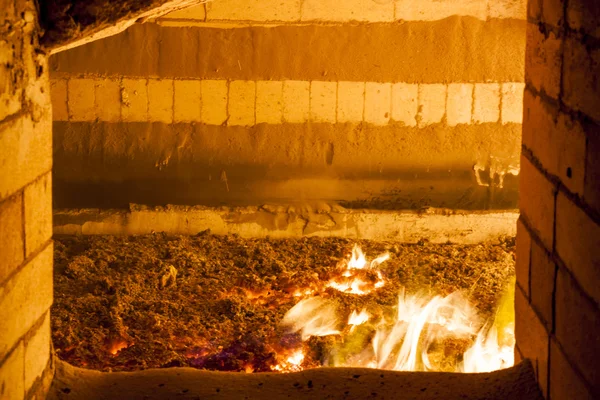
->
{"left": 48, "top": 359, "right": 541, "bottom": 400}
{"left": 54, "top": 205, "right": 519, "bottom": 244}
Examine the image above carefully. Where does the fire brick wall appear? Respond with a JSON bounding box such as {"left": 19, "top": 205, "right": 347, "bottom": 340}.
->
{"left": 0, "top": 0, "right": 54, "bottom": 399}
{"left": 515, "top": 0, "right": 600, "bottom": 399}
{"left": 49, "top": 0, "right": 526, "bottom": 211}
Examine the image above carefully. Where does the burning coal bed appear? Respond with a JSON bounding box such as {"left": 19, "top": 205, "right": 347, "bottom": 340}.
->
{"left": 52, "top": 234, "right": 515, "bottom": 374}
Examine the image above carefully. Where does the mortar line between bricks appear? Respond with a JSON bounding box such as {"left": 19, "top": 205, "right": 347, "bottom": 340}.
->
{"left": 0, "top": 306, "right": 51, "bottom": 370}
{"left": 516, "top": 267, "right": 552, "bottom": 337}
{"left": 20, "top": 187, "right": 27, "bottom": 260}
{"left": 519, "top": 213, "right": 600, "bottom": 313}
{"left": 557, "top": 0, "right": 568, "bottom": 110}
{"left": 526, "top": 16, "right": 600, "bottom": 48}
{"left": 520, "top": 215, "right": 533, "bottom": 302}
{"left": 25, "top": 355, "right": 54, "bottom": 400}
{"left": 522, "top": 145, "right": 600, "bottom": 226}
{"left": 21, "top": 308, "right": 51, "bottom": 344}
{"left": 546, "top": 337, "right": 552, "bottom": 397}
{"left": 0, "top": 168, "right": 52, "bottom": 206}
{"left": 0, "top": 238, "right": 53, "bottom": 295}
{"left": 550, "top": 335, "right": 598, "bottom": 397}
{"left": 546, "top": 262, "right": 559, "bottom": 396}
{"left": 526, "top": 83, "right": 600, "bottom": 135}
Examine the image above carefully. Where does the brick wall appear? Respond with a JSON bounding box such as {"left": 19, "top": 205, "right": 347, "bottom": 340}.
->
{"left": 0, "top": 0, "right": 54, "bottom": 399}
{"left": 48, "top": 0, "right": 526, "bottom": 210}
{"left": 52, "top": 77, "right": 524, "bottom": 126}
{"left": 516, "top": 0, "right": 600, "bottom": 399}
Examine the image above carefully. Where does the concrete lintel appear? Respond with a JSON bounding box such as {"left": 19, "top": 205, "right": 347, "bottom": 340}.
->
{"left": 53, "top": 205, "right": 519, "bottom": 244}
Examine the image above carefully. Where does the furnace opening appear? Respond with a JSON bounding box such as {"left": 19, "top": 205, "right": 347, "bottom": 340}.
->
{"left": 47, "top": 0, "right": 525, "bottom": 378}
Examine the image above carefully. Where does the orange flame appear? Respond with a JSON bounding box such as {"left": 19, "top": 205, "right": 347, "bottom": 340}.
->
{"left": 327, "top": 245, "right": 388, "bottom": 295}
{"left": 107, "top": 339, "right": 130, "bottom": 356}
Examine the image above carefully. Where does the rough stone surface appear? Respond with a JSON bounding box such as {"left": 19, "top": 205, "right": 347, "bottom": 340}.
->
{"left": 39, "top": 0, "right": 198, "bottom": 49}
{"left": 302, "top": 0, "right": 393, "bottom": 22}
{"left": 515, "top": 218, "right": 531, "bottom": 298}
{"left": 501, "top": 82, "right": 525, "bottom": 124}
{"left": 554, "top": 267, "right": 600, "bottom": 393}
{"left": 228, "top": 80, "right": 255, "bottom": 126}
{"left": 391, "top": 83, "right": 418, "bottom": 127}
{"left": 51, "top": 120, "right": 521, "bottom": 210}
{"left": 67, "top": 78, "right": 95, "bottom": 121}
{"left": 47, "top": 359, "right": 542, "bottom": 400}
{"left": 522, "top": 90, "right": 586, "bottom": 195}
{"left": 173, "top": 80, "right": 201, "bottom": 122}
{"left": 518, "top": 156, "right": 556, "bottom": 251}
{"left": 417, "top": 84, "right": 446, "bottom": 126}
{"left": 337, "top": 81, "right": 364, "bottom": 123}
{"left": 256, "top": 80, "right": 283, "bottom": 124}
{"left": 549, "top": 339, "right": 595, "bottom": 400}
{"left": 50, "top": 79, "right": 68, "bottom": 121}
{"left": 24, "top": 312, "right": 51, "bottom": 393}
{"left": 49, "top": 20, "right": 526, "bottom": 84}
{"left": 283, "top": 81, "right": 310, "bottom": 123}
{"left": 0, "top": 343, "right": 24, "bottom": 400}
{"left": 515, "top": 286, "right": 549, "bottom": 398}
{"left": 209, "top": 0, "right": 301, "bottom": 22}
{"left": 529, "top": 240, "right": 555, "bottom": 330}
{"left": 200, "top": 80, "right": 227, "bottom": 125}
{"left": 310, "top": 81, "right": 336, "bottom": 123}
{"left": 148, "top": 79, "right": 173, "bottom": 123}
{"left": 0, "top": 2, "right": 53, "bottom": 399}
{"left": 555, "top": 192, "right": 600, "bottom": 306}
{"left": 53, "top": 206, "right": 519, "bottom": 244}
{"left": 24, "top": 173, "right": 53, "bottom": 257}
{"left": 0, "top": 243, "right": 53, "bottom": 362}
{"left": 364, "top": 82, "right": 391, "bottom": 126}
{"left": 0, "top": 194, "right": 24, "bottom": 285}
{"left": 121, "top": 79, "right": 149, "bottom": 122}
{"left": 0, "top": 117, "right": 52, "bottom": 201}
{"left": 473, "top": 83, "right": 500, "bottom": 123}
{"left": 94, "top": 79, "right": 121, "bottom": 122}
{"left": 446, "top": 83, "right": 473, "bottom": 126}
{"left": 561, "top": 36, "right": 600, "bottom": 123}
{"left": 525, "top": 24, "right": 562, "bottom": 100}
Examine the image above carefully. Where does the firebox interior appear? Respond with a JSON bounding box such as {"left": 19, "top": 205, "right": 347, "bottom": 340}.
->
{"left": 45, "top": 0, "right": 528, "bottom": 393}
{"left": 2, "top": 0, "right": 599, "bottom": 399}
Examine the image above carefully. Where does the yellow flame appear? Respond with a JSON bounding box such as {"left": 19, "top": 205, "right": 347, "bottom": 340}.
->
{"left": 327, "top": 245, "right": 388, "bottom": 295}
{"left": 347, "top": 244, "right": 389, "bottom": 270}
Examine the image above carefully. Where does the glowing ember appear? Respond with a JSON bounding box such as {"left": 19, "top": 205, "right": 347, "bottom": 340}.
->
{"left": 327, "top": 245, "right": 388, "bottom": 295}
{"left": 107, "top": 339, "right": 130, "bottom": 356}
{"left": 272, "top": 350, "right": 305, "bottom": 372}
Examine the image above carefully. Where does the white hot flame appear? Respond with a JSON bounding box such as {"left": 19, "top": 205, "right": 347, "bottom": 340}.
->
{"left": 372, "top": 290, "right": 479, "bottom": 371}
{"left": 279, "top": 245, "right": 515, "bottom": 374}
{"left": 281, "top": 297, "right": 340, "bottom": 341}
{"left": 272, "top": 350, "right": 305, "bottom": 372}
{"left": 348, "top": 309, "right": 370, "bottom": 326}
{"left": 461, "top": 323, "right": 515, "bottom": 373}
